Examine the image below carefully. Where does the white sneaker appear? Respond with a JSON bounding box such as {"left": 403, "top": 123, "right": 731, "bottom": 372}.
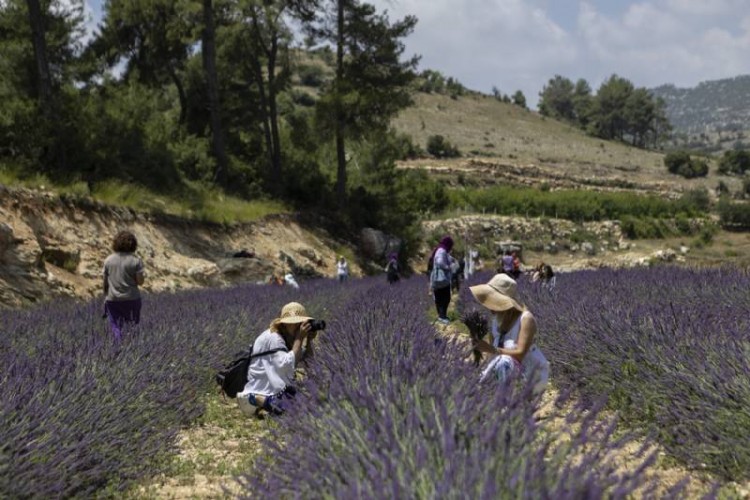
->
{"left": 438, "top": 317, "right": 450, "bottom": 325}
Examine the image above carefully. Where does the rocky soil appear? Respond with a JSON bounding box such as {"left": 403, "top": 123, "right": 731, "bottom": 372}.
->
{"left": 0, "top": 185, "right": 361, "bottom": 308}
{"left": 422, "top": 214, "right": 692, "bottom": 271}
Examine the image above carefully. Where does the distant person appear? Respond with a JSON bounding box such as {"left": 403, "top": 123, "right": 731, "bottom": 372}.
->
{"left": 103, "top": 230, "right": 145, "bottom": 340}
{"left": 511, "top": 251, "right": 521, "bottom": 279}
{"left": 336, "top": 256, "right": 349, "bottom": 283}
{"left": 237, "top": 302, "right": 317, "bottom": 417}
{"left": 428, "top": 236, "right": 454, "bottom": 324}
{"left": 469, "top": 274, "right": 550, "bottom": 394}
{"left": 501, "top": 250, "right": 514, "bottom": 275}
{"left": 284, "top": 272, "right": 300, "bottom": 289}
{"left": 385, "top": 253, "right": 400, "bottom": 284}
{"left": 451, "top": 256, "right": 465, "bottom": 292}
{"left": 541, "top": 264, "right": 556, "bottom": 291}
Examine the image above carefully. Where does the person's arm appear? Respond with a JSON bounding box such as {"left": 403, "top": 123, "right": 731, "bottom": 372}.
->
{"left": 472, "top": 314, "right": 536, "bottom": 361}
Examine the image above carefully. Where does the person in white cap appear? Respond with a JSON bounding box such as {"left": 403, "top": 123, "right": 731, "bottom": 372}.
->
{"left": 237, "top": 302, "right": 315, "bottom": 416}
{"left": 469, "top": 274, "right": 550, "bottom": 394}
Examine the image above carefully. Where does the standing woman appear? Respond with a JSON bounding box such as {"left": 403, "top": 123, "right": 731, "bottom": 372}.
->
{"left": 385, "top": 252, "right": 400, "bottom": 284}
{"left": 103, "top": 230, "right": 145, "bottom": 340}
{"left": 336, "top": 255, "right": 349, "bottom": 283}
{"left": 428, "top": 236, "right": 454, "bottom": 325}
{"left": 469, "top": 274, "right": 549, "bottom": 393}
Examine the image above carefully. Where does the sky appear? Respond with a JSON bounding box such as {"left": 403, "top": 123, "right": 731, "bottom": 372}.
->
{"left": 83, "top": 0, "right": 750, "bottom": 108}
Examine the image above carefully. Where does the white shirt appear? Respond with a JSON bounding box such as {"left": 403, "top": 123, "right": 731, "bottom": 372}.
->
{"left": 238, "top": 330, "right": 296, "bottom": 397}
{"left": 337, "top": 261, "right": 349, "bottom": 276}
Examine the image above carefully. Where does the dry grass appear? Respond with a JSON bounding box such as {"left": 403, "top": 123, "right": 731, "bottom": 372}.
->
{"left": 393, "top": 92, "right": 743, "bottom": 195}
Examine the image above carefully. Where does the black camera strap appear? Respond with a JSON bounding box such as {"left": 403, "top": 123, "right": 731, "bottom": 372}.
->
{"left": 250, "top": 347, "right": 288, "bottom": 359}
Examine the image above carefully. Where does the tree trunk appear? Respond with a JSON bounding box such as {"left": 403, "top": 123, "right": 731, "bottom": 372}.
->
{"left": 25, "top": 0, "right": 52, "bottom": 105}
{"left": 334, "top": 0, "right": 347, "bottom": 205}
{"left": 26, "top": 0, "right": 65, "bottom": 170}
{"left": 167, "top": 64, "right": 188, "bottom": 125}
{"left": 249, "top": 44, "right": 274, "bottom": 187}
{"left": 267, "top": 34, "right": 282, "bottom": 188}
{"left": 202, "top": 0, "right": 229, "bottom": 187}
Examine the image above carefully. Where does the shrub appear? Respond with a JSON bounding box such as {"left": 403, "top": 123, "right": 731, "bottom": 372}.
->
{"left": 718, "top": 198, "right": 750, "bottom": 229}
{"left": 297, "top": 64, "right": 327, "bottom": 87}
{"left": 664, "top": 151, "right": 708, "bottom": 178}
{"left": 426, "top": 135, "right": 461, "bottom": 158}
{"left": 717, "top": 150, "right": 750, "bottom": 175}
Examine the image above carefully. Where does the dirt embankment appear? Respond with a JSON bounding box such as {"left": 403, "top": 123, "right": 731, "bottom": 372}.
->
{"left": 0, "top": 185, "right": 359, "bottom": 308}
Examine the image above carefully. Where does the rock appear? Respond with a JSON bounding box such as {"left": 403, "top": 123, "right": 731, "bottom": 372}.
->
{"left": 652, "top": 249, "right": 676, "bottom": 262}
{"left": 298, "top": 247, "right": 323, "bottom": 265}
{"left": 217, "top": 258, "right": 274, "bottom": 283}
{"left": 187, "top": 264, "right": 221, "bottom": 284}
{"left": 581, "top": 242, "right": 595, "bottom": 255}
{"left": 680, "top": 245, "right": 690, "bottom": 254}
{"left": 41, "top": 244, "right": 81, "bottom": 272}
{"left": 360, "top": 228, "right": 402, "bottom": 261}
{"left": 570, "top": 243, "right": 580, "bottom": 252}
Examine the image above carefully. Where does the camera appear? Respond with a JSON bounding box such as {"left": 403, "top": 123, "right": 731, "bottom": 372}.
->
{"left": 307, "top": 319, "right": 327, "bottom": 332}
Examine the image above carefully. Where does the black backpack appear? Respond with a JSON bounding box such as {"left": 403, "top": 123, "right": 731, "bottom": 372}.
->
{"left": 215, "top": 346, "right": 288, "bottom": 398}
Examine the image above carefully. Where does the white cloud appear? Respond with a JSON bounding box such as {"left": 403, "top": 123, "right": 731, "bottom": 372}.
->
{"left": 371, "top": 0, "right": 576, "bottom": 104}
{"left": 576, "top": 0, "right": 750, "bottom": 92}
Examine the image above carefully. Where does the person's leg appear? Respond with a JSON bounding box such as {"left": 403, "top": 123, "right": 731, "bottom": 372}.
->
{"left": 434, "top": 287, "right": 450, "bottom": 320}
{"left": 131, "top": 298, "right": 142, "bottom": 325}
{"left": 105, "top": 301, "right": 124, "bottom": 340}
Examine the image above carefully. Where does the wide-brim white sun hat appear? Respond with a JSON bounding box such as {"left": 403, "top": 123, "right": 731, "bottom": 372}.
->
{"left": 469, "top": 274, "right": 524, "bottom": 312}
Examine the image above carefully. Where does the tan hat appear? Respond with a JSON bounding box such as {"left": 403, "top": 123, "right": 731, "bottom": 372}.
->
{"left": 469, "top": 274, "right": 524, "bottom": 312}
{"left": 272, "top": 302, "right": 312, "bottom": 329}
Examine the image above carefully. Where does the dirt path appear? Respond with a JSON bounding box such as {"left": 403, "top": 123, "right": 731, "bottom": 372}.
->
{"left": 133, "top": 395, "right": 268, "bottom": 499}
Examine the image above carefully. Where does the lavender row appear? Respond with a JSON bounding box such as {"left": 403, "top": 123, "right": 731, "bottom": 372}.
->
{"left": 512, "top": 266, "right": 750, "bottom": 481}
{"left": 245, "top": 277, "right": 660, "bottom": 498}
{"left": 0, "top": 280, "right": 359, "bottom": 498}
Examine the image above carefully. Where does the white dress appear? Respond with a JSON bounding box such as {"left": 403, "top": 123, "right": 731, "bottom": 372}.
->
{"left": 482, "top": 312, "right": 550, "bottom": 394}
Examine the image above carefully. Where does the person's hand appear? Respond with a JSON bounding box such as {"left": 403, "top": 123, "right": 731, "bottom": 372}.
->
{"left": 297, "top": 321, "right": 312, "bottom": 340}
{"left": 307, "top": 329, "right": 319, "bottom": 341}
{"left": 472, "top": 339, "right": 496, "bottom": 355}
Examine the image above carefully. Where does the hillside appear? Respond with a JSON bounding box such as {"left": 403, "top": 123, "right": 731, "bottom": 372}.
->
{"left": 392, "top": 92, "right": 742, "bottom": 196}
{"left": 0, "top": 185, "right": 362, "bottom": 308}
{"left": 651, "top": 75, "right": 750, "bottom": 136}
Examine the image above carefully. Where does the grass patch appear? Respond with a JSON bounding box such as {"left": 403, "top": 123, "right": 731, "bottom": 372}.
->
{"left": 448, "top": 185, "right": 710, "bottom": 222}
{"left": 0, "top": 166, "right": 288, "bottom": 224}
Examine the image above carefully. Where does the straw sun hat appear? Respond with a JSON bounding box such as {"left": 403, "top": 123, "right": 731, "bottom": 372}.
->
{"left": 271, "top": 302, "right": 312, "bottom": 329}
{"left": 469, "top": 274, "right": 524, "bottom": 312}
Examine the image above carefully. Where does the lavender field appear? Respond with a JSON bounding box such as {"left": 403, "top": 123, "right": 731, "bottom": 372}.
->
{"left": 1, "top": 267, "right": 747, "bottom": 497}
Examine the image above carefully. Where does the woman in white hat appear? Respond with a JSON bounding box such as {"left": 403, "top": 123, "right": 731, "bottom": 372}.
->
{"left": 237, "top": 302, "right": 315, "bottom": 416}
{"left": 470, "top": 274, "right": 550, "bottom": 393}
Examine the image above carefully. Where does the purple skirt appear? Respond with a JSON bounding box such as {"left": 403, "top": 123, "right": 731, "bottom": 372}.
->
{"left": 105, "top": 299, "right": 142, "bottom": 340}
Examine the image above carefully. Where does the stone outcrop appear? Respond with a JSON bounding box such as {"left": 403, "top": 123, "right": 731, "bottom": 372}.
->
{"left": 360, "top": 228, "right": 402, "bottom": 262}
{"left": 0, "top": 185, "right": 359, "bottom": 308}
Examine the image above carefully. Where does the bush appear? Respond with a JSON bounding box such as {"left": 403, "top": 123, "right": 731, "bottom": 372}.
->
{"left": 664, "top": 151, "right": 708, "bottom": 178}
{"left": 718, "top": 198, "right": 750, "bottom": 229}
{"left": 426, "top": 135, "right": 460, "bottom": 158}
{"left": 717, "top": 150, "right": 750, "bottom": 175}
{"left": 297, "top": 64, "right": 327, "bottom": 87}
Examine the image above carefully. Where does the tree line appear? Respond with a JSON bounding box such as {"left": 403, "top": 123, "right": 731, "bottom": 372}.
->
{"left": 1, "top": 0, "right": 445, "bottom": 239}
{"left": 538, "top": 74, "right": 671, "bottom": 148}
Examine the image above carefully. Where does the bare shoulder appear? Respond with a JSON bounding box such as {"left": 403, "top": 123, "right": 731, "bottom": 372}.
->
{"left": 521, "top": 310, "right": 537, "bottom": 325}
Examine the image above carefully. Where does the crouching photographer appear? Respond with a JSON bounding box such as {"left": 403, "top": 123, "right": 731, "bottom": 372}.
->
{"left": 237, "top": 302, "right": 325, "bottom": 417}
